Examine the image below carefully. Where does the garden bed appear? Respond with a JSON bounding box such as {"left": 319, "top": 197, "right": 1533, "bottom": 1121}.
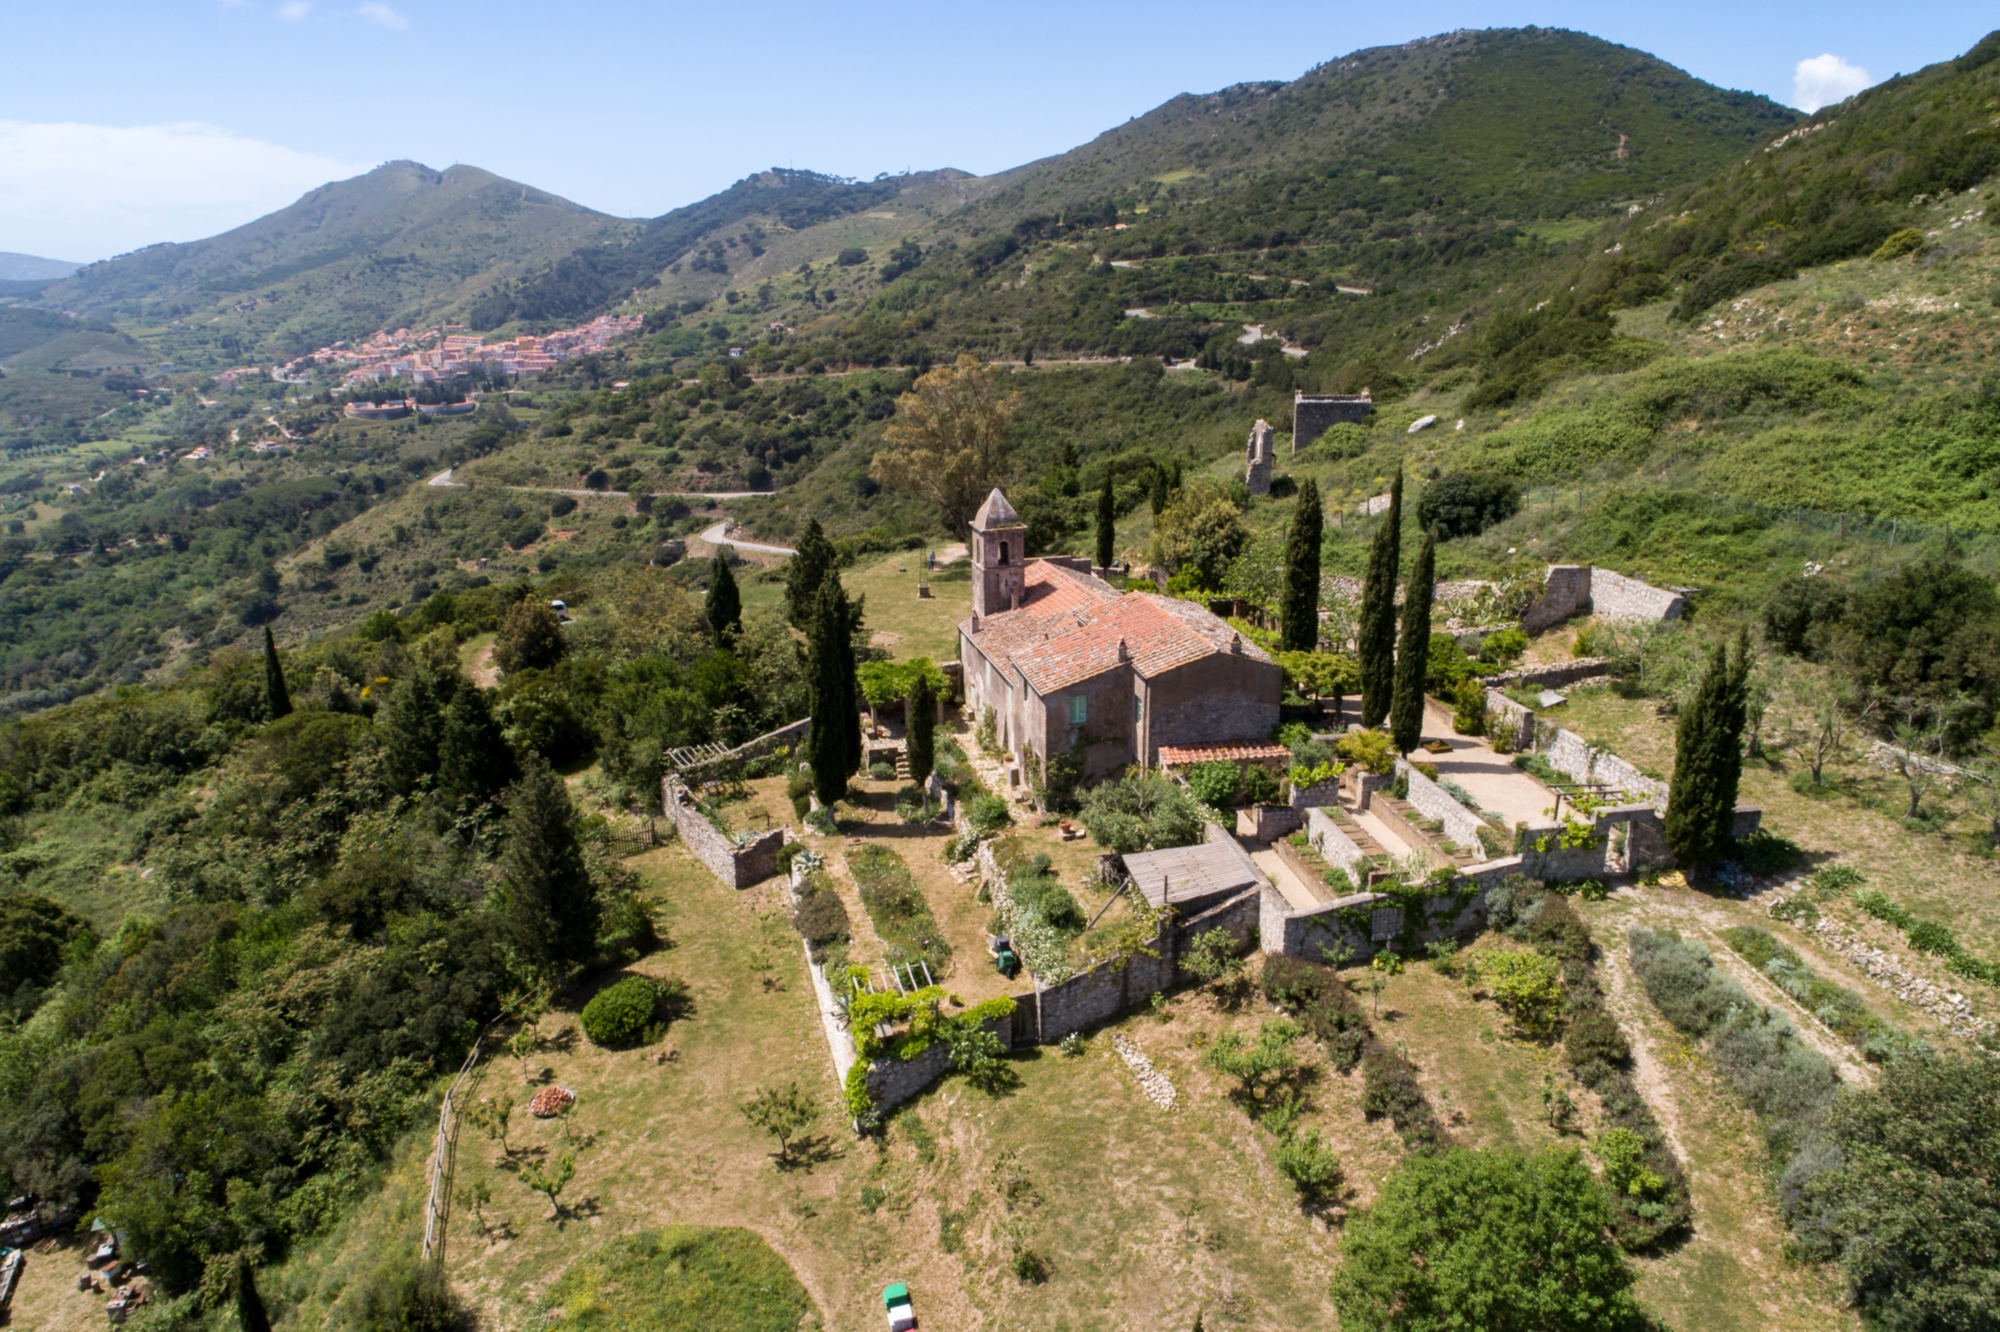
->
{"left": 847, "top": 843, "right": 952, "bottom": 976}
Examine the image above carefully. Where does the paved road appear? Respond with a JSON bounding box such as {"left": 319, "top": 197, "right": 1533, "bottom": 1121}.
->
{"left": 699, "top": 520, "right": 795, "bottom": 556}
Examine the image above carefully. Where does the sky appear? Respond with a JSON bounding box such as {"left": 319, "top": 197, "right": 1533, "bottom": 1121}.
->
{"left": 0, "top": 1, "right": 1991, "bottom": 264}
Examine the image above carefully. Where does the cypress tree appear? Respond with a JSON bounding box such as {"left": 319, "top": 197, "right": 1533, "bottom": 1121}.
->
{"left": 1390, "top": 529, "right": 1436, "bottom": 755}
{"left": 262, "top": 626, "right": 292, "bottom": 721}
{"left": 1150, "top": 464, "right": 1169, "bottom": 518}
{"left": 1281, "top": 478, "right": 1323, "bottom": 652}
{"left": 704, "top": 551, "right": 742, "bottom": 643}
{"left": 378, "top": 668, "right": 456, "bottom": 795}
{"left": 437, "top": 684, "right": 519, "bottom": 806}
{"left": 1358, "top": 468, "right": 1403, "bottom": 728}
{"left": 497, "top": 754, "right": 599, "bottom": 970}
{"left": 785, "top": 518, "right": 837, "bottom": 629}
{"left": 837, "top": 587, "right": 864, "bottom": 780}
{"left": 235, "top": 1255, "right": 272, "bottom": 1332}
{"left": 1664, "top": 636, "right": 1750, "bottom": 870}
{"left": 907, "top": 671, "right": 935, "bottom": 789}
{"left": 1095, "top": 471, "right": 1116, "bottom": 571}
{"left": 806, "top": 580, "right": 859, "bottom": 808}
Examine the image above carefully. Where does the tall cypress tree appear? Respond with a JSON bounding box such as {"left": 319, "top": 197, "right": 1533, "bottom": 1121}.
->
{"left": 1281, "top": 478, "right": 1323, "bottom": 652}
{"left": 1095, "top": 471, "right": 1116, "bottom": 571}
{"left": 262, "top": 626, "right": 292, "bottom": 721}
{"left": 497, "top": 754, "right": 599, "bottom": 969}
{"left": 785, "top": 519, "right": 837, "bottom": 629}
{"left": 1358, "top": 468, "right": 1403, "bottom": 728}
{"left": 806, "top": 579, "right": 860, "bottom": 808}
{"left": 1149, "top": 465, "right": 1169, "bottom": 518}
{"left": 704, "top": 551, "right": 742, "bottom": 643}
{"left": 907, "top": 671, "right": 935, "bottom": 789}
{"left": 1390, "top": 529, "right": 1436, "bottom": 755}
{"left": 1664, "top": 636, "right": 1751, "bottom": 870}
{"left": 437, "top": 684, "right": 519, "bottom": 806}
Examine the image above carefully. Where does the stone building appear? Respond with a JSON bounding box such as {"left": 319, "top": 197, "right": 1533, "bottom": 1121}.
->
{"left": 1245, "top": 419, "right": 1274, "bottom": 495}
{"left": 1292, "top": 390, "right": 1373, "bottom": 452}
{"left": 959, "top": 490, "right": 1283, "bottom": 783}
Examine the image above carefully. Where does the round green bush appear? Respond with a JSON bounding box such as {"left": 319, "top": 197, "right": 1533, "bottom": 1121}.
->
{"left": 581, "top": 976, "right": 663, "bottom": 1048}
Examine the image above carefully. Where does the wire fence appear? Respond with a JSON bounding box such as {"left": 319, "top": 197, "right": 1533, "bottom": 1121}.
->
{"left": 419, "top": 1029, "right": 492, "bottom": 1269}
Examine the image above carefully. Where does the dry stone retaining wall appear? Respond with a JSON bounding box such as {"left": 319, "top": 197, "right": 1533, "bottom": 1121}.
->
{"left": 662, "top": 779, "right": 790, "bottom": 889}
{"left": 1399, "top": 760, "right": 1487, "bottom": 851}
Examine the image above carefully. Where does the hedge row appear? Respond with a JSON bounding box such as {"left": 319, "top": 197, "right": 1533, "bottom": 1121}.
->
{"left": 1262, "top": 953, "right": 1448, "bottom": 1151}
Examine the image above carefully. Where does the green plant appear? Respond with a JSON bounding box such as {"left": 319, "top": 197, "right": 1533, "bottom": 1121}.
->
{"left": 1390, "top": 530, "right": 1436, "bottom": 755}
{"left": 1059, "top": 1031, "right": 1085, "bottom": 1057}
{"left": 1274, "top": 1127, "right": 1343, "bottom": 1203}
{"left": 518, "top": 1149, "right": 577, "bottom": 1220}
{"left": 967, "top": 794, "right": 1012, "bottom": 835}
{"left": 1541, "top": 1075, "right": 1578, "bottom": 1134}
{"left": 580, "top": 975, "right": 669, "bottom": 1047}
{"left": 1335, "top": 728, "right": 1397, "bottom": 776}
{"left": 740, "top": 1082, "right": 820, "bottom": 1164}
{"left": 1187, "top": 760, "right": 1243, "bottom": 808}
{"left": 540, "top": 1226, "right": 816, "bottom": 1330}
{"left": 1477, "top": 948, "right": 1565, "bottom": 1038}
{"left": 1593, "top": 1127, "right": 1667, "bottom": 1198}
{"left": 1332, "top": 1148, "right": 1642, "bottom": 1330}
{"left": 1664, "top": 632, "right": 1752, "bottom": 871}
{"left": 868, "top": 760, "right": 896, "bottom": 780}
{"left": 1357, "top": 468, "right": 1402, "bottom": 728}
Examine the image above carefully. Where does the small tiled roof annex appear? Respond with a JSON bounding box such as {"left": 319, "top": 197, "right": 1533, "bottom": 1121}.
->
{"left": 1157, "top": 742, "right": 1291, "bottom": 767}
{"left": 963, "top": 560, "right": 1274, "bottom": 695}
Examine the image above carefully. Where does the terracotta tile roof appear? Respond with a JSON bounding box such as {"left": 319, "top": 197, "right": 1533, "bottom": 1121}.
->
{"left": 961, "top": 560, "right": 1274, "bottom": 694}
{"left": 1157, "top": 742, "right": 1291, "bottom": 767}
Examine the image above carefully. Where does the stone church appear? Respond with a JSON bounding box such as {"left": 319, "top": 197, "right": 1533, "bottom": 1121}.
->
{"left": 956, "top": 489, "right": 1282, "bottom": 783}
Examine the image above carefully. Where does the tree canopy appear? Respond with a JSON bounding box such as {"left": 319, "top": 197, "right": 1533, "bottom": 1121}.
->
{"left": 870, "top": 354, "right": 1019, "bottom": 535}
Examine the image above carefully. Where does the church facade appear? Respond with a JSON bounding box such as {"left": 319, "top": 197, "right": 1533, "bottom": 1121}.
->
{"left": 956, "top": 489, "right": 1283, "bottom": 783}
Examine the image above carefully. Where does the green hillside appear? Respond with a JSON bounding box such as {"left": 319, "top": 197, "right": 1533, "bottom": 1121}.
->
{"left": 44, "top": 162, "right": 627, "bottom": 366}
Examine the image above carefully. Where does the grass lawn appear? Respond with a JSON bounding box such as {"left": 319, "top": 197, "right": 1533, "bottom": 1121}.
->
{"left": 736, "top": 548, "right": 971, "bottom": 666}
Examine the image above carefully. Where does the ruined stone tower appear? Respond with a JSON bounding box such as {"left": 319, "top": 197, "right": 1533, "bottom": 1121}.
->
{"left": 1245, "top": 419, "right": 1274, "bottom": 495}
{"left": 969, "top": 488, "right": 1027, "bottom": 618}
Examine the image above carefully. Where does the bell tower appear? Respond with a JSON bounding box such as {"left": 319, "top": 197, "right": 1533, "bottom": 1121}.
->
{"left": 970, "top": 488, "right": 1027, "bottom": 618}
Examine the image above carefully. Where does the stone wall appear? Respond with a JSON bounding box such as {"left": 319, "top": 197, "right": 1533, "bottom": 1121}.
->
{"left": 1245, "top": 419, "right": 1274, "bottom": 495}
{"left": 1521, "top": 565, "right": 1685, "bottom": 634}
{"left": 1238, "top": 804, "right": 1302, "bottom": 841}
{"left": 1589, "top": 568, "right": 1686, "bottom": 623}
{"left": 1031, "top": 888, "right": 1259, "bottom": 1044}
{"left": 1304, "top": 806, "right": 1367, "bottom": 877}
{"left": 1540, "top": 726, "right": 1669, "bottom": 808}
{"left": 662, "top": 780, "right": 790, "bottom": 889}
{"left": 1522, "top": 565, "right": 1593, "bottom": 633}
{"left": 674, "top": 717, "right": 811, "bottom": 784}
{"left": 1484, "top": 689, "right": 1537, "bottom": 752}
{"left": 1399, "top": 760, "right": 1488, "bottom": 852}
{"left": 1288, "top": 779, "right": 1342, "bottom": 810}
{"left": 1266, "top": 871, "right": 1500, "bottom": 964}
{"left": 863, "top": 1009, "right": 1016, "bottom": 1114}
{"left": 1292, "top": 392, "right": 1373, "bottom": 451}
{"left": 1486, "top": 658, "right": 1613, "bottom": 689}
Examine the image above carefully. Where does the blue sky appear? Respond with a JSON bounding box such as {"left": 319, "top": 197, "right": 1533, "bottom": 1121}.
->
{"left": 1, "top": 0, "right": 1992, "bottom": 262}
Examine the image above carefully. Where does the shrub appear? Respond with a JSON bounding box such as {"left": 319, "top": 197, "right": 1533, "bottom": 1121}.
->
{"left": 1907, "top": 920, "right": 1957, "bottom": 955}
{"left": 1274, "top": 1128, "right": 1342, "bottom": 1203}
{"left": 1262, "top": 953, "right": 1369, "bottom": 1070}
{"left": 1852, "top": 889, "right": 1913, "bottom": 930}
{"left": 1333, "top": 1148, "right": 1641, "bottom": 1330}
{"left": 1336, "top": 728, "right": 1396, "bottom": 776}
{"left": 1565, "top": 1010, "right": 1631, "bottom": 1069}
{"left": 1415, "top": 470, "right": 1521, "bottom": 540}
{"left": 1241, "top": 763, "right": 1281, "bottom": 805}
{"left": 1361, "top": 1045, "right": 1447, "bottom": 1149}
{"left": 1187, "top": 760, "right": 1243, "bottom": 807}
{"left": 1870, "top": 228, "right": 1926, "bottom": 261}
{"left": 790, "top": 871, "right": 850, "bottom": 963}
{"left": 868, "top": 761, "right": 896, "bottom": 781}
{"left": 1811, "top": 864, "right": 1864, "bottom": 897}
{"left": 581, "top": 975, "right": 667, "bottom": 1047}
{"left": 1478, "top": 627, "right": 1528, "bottom": 666}
{"left": 966, "top": 794, "right": 1012, "bottom": 836}
{"left": 1593, "top": 1128, "right": 1667, "bottom": 1199}
{"left": 1627, "top": 928, "right": 1741, "bottom": 1037}
{"left": 1077, "top": 770, "right": 1204, "bottom": 853}
{"left": 1477, "top": 948, "right": 1565, "bottom": 1038}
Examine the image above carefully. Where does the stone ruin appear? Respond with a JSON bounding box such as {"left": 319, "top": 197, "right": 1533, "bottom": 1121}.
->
{"left": 1292, "top": 390, "right": 1373, "bottom": 452}
{"left": 1521, "top": 564, "right": 1687, "bottom": 635}
{"left": 1245, "top": 419, "right": 1274, "bottom": 494}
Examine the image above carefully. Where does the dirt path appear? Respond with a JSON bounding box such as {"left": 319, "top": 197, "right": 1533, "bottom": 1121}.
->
{"left": 468, "top": 642, "right": 499, "bottom": 688}
{"left": 1597, "top": 938, "right": 1691, "bottom": 1160}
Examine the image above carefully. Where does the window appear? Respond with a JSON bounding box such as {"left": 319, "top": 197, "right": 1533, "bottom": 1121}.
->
{"left": 1069, "top": 695, "right": 1087, "bottom": 725}
{"left": 998, "top": 540, "right": 1010, "bottom": 565}
{"left": 1133, "top": 695, "right": 1143, "bottom": 723}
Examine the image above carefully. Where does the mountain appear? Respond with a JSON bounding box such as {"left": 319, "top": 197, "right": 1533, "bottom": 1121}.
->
{"left": 0, "top": 252, "right": 80, "bottom": 281}
{"left": 42, "top": 161, "right": 627, "bottom": 364}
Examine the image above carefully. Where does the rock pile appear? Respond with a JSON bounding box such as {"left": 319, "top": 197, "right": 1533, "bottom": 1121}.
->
{"left": 1765, "top": 893, "right": 1994, "bottom": 1044}
{"left": 528, "top": 1085, "right": 576, "bottom": 1118}
{"left": 1111, "top": 1033, "right": 1176, "bottom": 1110}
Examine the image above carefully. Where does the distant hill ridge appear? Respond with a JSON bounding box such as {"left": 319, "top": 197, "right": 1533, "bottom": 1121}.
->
{"left": 0, "top": 252, "right": 80, "bottom": 282}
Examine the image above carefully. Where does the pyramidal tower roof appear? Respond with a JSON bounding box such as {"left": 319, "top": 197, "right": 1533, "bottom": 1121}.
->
{"left": 971, "top": 488, "right": 1021, "bottom": 529}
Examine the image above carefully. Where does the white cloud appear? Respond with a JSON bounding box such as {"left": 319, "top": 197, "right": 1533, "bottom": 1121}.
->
{"left": 1792, "top": 54, "right": 1874, "bottom": 113}
{"left": 278, "top": 0, "right": 311, "bottom": 19}
{"left": 0, "top": 121, "right": 368, "bottom": 263}
{"left": 358, "top": 3, "right": 407, "bottom": 29}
